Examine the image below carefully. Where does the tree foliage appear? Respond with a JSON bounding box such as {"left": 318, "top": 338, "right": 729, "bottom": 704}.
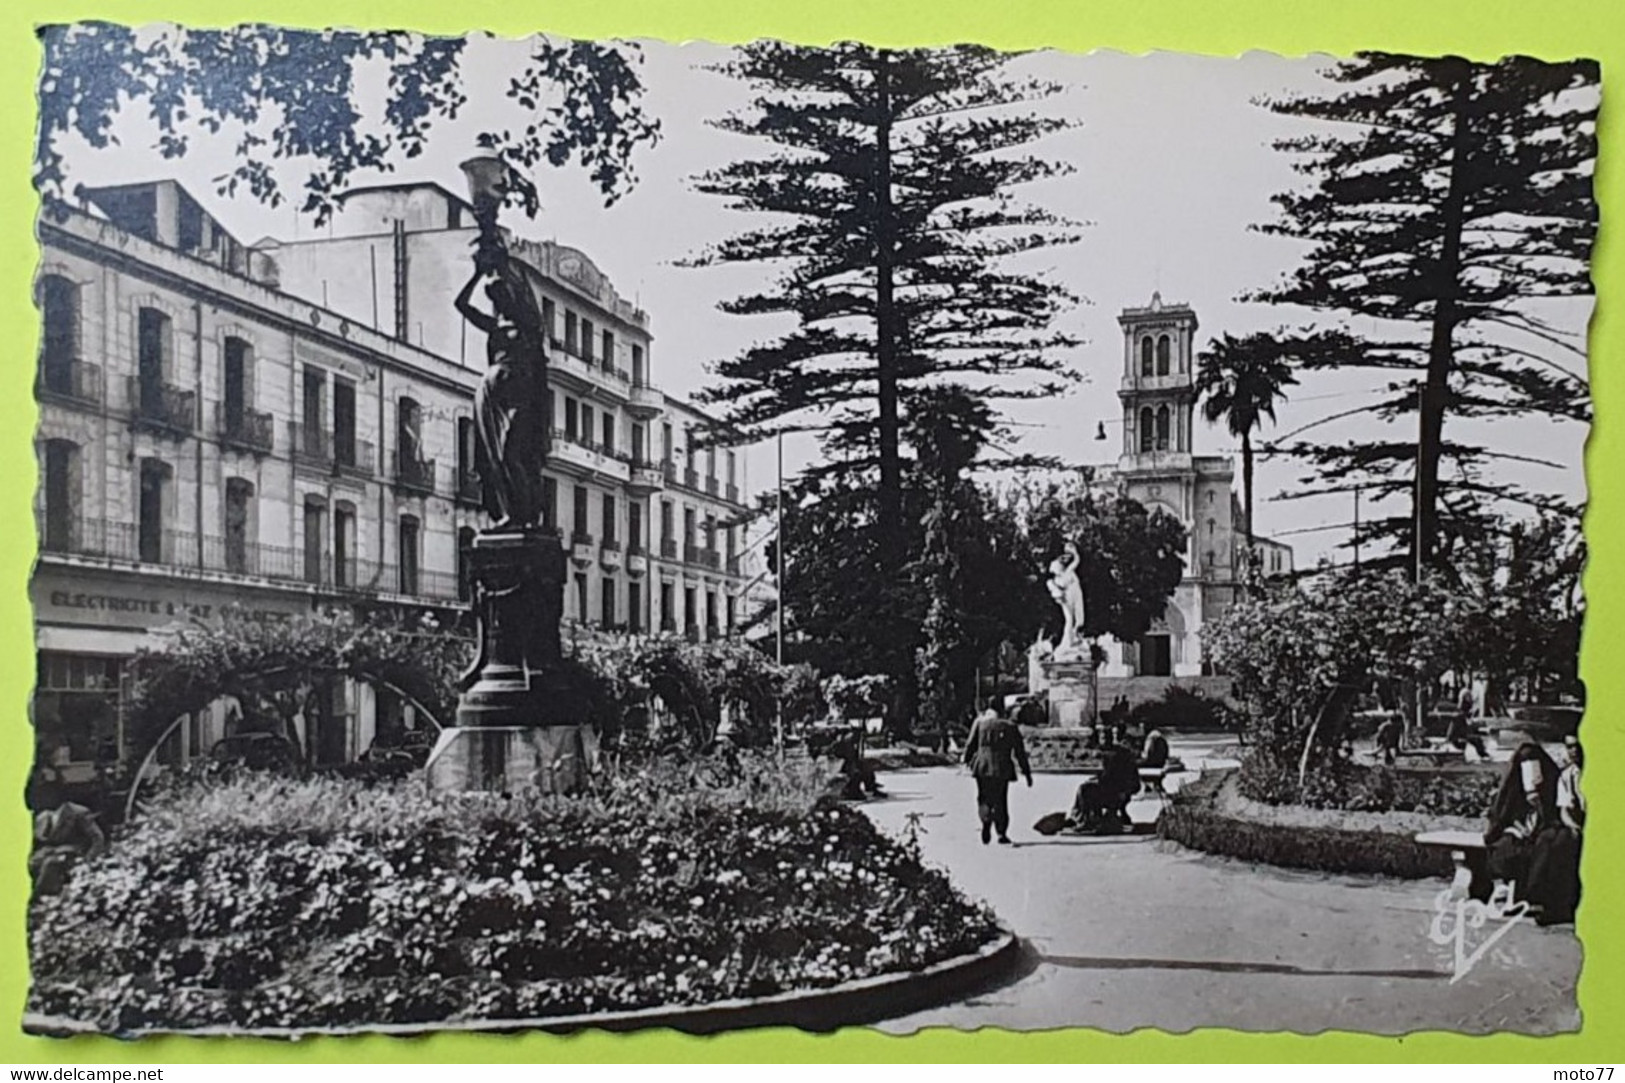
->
{"left": 36, "top": 23, "right": 661, "bottom": 222}
{"left": 1020, "top": 479, "right": 1189, "bottom": 645}
{"left": 1194, "top": 331, "right": 1301, "bottom": 553}
{"left": 1251, "top": 53, "right": 1599, "bottom": 569}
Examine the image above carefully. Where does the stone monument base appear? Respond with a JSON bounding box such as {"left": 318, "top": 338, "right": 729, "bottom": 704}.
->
{"left": 424, "top": 724, "right": 595, "bottom": 795}
{"left": 1043, "top": 656, "right": 1099, "bottom": 728}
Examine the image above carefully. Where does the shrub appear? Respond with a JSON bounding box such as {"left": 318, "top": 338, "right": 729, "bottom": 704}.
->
{"left": 30, "top": 756, "right": 1001, "bottom": 1033}
{"left": 1160, "top": 771, "right": 1456, "bottom": 880}
{"left": 1236, "top": 747, "right": 1500, "bottom": 818}
{"left": 1126, "top": 685, "right": 1229, "bottom": 733}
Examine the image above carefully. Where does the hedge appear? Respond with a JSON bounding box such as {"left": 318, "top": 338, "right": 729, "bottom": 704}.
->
{"left": 1159, "top": 770, "right": 1457, "bottom": 880}
{"left": 28, "top": 755, "right": 1002, "bottom": 1034}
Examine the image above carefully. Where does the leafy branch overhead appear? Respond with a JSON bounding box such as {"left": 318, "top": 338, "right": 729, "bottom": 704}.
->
{"left": 36, "top": 23, "right": 661, "bottom": 222}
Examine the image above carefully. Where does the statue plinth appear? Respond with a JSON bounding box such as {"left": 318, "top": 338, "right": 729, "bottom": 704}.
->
{"left": 1042, "top": 653, "right": 1100, "bottom": 729}
{"left": 426, "top": 527, "right": 594, "bottom": 794}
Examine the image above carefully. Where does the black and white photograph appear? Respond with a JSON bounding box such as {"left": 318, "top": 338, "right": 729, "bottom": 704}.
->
{"left": 23, "top": 26, "right": 1597, "bottom": 1038}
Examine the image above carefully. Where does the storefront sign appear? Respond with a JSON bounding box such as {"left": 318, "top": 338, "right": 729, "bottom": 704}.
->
{"left": 33, "top": 571, "right": 309, "bottom": 632}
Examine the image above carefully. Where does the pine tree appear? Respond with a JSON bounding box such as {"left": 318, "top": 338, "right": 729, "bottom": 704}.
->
{"left": 1251, "top": 53, "right": 1598, "bottom": 572}
{"left": 687, "top": 42, "right": 1081, "bottom": 723}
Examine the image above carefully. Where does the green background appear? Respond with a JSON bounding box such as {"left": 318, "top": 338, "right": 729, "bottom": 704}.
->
{"left": 1, "top": 0, "right": 1620, "bottom": 1063}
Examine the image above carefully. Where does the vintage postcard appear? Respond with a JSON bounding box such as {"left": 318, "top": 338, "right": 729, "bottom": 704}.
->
{"left": 22, "top": 27, "right": 1597, "bottom": 1040}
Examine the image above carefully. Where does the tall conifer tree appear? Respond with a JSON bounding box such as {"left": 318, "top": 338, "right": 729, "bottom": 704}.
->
{"left": 1252, "top": 53, "right": 1598, "bottom": 571}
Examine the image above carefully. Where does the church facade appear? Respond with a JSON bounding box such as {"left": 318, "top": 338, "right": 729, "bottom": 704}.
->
{"left": 1092, "top": 293, "right": 1293, "bottom": 699}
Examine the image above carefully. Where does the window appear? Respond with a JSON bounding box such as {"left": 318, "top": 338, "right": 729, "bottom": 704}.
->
{"left": 303, "top": 497, "right": 326, "bottom": 584}
{"left": 1140, "top": 336, "right": 1154, "bottom": 377}
{"left": 706, "top": 590, "right": 718, "bottom": 634}
{"left": 1156, "top": 334, "right": 1171, "bottom": 376}
{"left": 224, "top": 478, "right": 253, "bottom": 574}
{"left": 602, "top": 493, "right": 617, "bottom": 547}
{"left": 632, "top": 423, "right": 646, "bottom": 464}
{"left": 601, "top": 329, "right": 614, "bottom": 372}
{"left": 334, "top": 503, "right": 355, "bottom": 588}
{"left": 661, "top": 501, "right": 674, "bottom": 544}
{"left": 565, "top": 311, "right": 578, "bottom": 354}
{"left": 1140, "top": 634, "right": 1173, "bottom": 677}
{"left": 660, "top": 582, "right": 674, "bottom": 631}
{"left": 40, "top": 275, "right": 79, "bottom": 394}
{"left": 42, "top": 439, "right": 76, "bottom": 553}
{"left": 725, "top": 525, "right": 736, "bottom": 565}
{"left": 564, "top": 397, "right": 579, "bottom": 440}
{"left": 727, "top": 450, "right": 737, "bottom": 485}
{"left": 602, "top": 413, "right": 615, "bottom": 455}
{"left": 629, "top": 502, "right": 643, "bottom": 553}
{"left": 457, "top": 417, "right": 476, "bottom": 487}
{"left": 1208, "top": 518, "right": 1216, "bottom": 536}
{"left": 398, "top": 515, "right": 421, "bottom": 595}
{"left": 223, "top": 337, "right": 251, "bottom": 426}
{"left": 632, "top": 343, "right": 645, "bottom": 385}
{"left": 1139, "top": 407, "right": 1155, "bottom": 453}
{"left": 301, "top": 369, "right": 325, "bottom": 455}
{"left": 726, "top": 595, "right": 736, "bottom": 632}
{"left": 137, "top": 307, "right": 172, "bottom": 388}
{"left": 1155, "top": 405, "right": 1171, "bottom": 451}
{"left": 542, "top": 477, "right": 558, "bottom": 530}
{"left": 601, "top": 577, "right": 616, "bottom": 628}
{"left": 582, "top": 318, "right": 595, "bottom": 363}
{"left": 573, "top": 485, "right": 590, "bottom": 538}
{"left": 684, "top": 507, "right": 697, "bottom": 549}
{"left": 542, "top": 297, "right": 556, "bottom": 342}
{"left": 575, "top": 573, "right": 589, "bottom": 622}
{"left": 35, "top": 653, "right": 123, "bottom": 765}
{"left": 628, "top": 581, "right": 643, "bottom": 633}
{"left": 705, "top": 514, "right": 717, "bottom": 553}
{"left": 684, "top": 586, "right": 697, "bottom": 631}
{"left": 707, "top": 446, "right": 717, "bottom": 481}
{"left": 397, "top": 397, "right": 422, "bottom": 465}
{"left": 333, "top": 378, "right": 357, "bottom": 467}
{"left": 457, "top": 526, "right": 476, "bottom": 602}
{"left": 138, "top": 458, "right": 169, "bottom": 563}
{"left": 581, "top": 404, "right": 594, "bottom": 447}
{"left": 662, "top": 423, "right": 674, "bottom": 463}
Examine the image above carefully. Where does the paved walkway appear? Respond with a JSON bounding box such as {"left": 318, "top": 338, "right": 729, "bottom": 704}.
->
{"left": 860, "top": 751, "right": 1580, "bottom": 1036}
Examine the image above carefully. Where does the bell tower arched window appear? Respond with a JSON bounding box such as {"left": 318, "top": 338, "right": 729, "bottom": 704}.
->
{"left": 1156, "top": 334, "right": 1171, "bottom": 376}
{"left": 1140, "top": 337, "right": 1155, "bottom": 377}
{"left": 1155, "top": 405, "right": 1171, "bottom": 451}
{"left": 1139, "top": 407, "right": 1155, "bottom": 452}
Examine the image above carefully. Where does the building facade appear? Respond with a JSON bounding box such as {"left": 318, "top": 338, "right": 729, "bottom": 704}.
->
{"left": 31, "top": 179, "right": 752, "bottom": 782}
{"left": 1093, "top": 293, "right": 1293, "bottom": 696}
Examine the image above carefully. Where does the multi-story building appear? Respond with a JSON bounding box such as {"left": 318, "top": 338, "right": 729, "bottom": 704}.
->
{"left": 31, "top": 178, "right": 752, "bottom": 782}
{"left": 1092, "top": 292, "right": 1292, "bottom": 700}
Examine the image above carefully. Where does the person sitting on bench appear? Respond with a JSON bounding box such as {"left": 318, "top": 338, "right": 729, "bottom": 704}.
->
{"left": 1446, "top": 686, "right": 1490, "bottom": 759}
{"left": 1069, "top": 741, "right": 1140, "bottom": 834}
{"left": 1140, "top": 728, "right": 1170, "bottom": 770}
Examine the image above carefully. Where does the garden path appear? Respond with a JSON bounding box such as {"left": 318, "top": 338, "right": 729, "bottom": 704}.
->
{"left": 860, "top": 742, "right": 1581, "bottom": 1037}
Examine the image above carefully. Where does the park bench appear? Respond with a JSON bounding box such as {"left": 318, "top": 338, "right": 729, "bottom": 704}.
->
{"left": 1414, "top": 829, "right": 1491, "bottom": 901}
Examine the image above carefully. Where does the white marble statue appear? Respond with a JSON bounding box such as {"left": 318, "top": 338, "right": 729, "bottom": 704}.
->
{"left": 1047, "top": 543, "right": 1087, "bottom": 660}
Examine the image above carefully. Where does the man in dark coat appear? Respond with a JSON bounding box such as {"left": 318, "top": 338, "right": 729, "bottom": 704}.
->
{"left": 963, "top": 708, "right": 1033, "bottom": 845}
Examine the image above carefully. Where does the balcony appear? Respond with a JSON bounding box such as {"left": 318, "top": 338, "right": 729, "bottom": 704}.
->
{"left": 626, "top": 551, "right": 648, "bottom": 577}
{"left": 705, "top": 475, "right": 719, "bottom": 497}
{"left": 393, "top": 451, "right": 437, "bottom": 495}
{"left": 334, "top": 437, "right": 375, "bottom": 479}
{"left": 289, "top": 422, "right": 332, "bottom": 468}
{"left": 128, "top": 376, "right": 196, "bottom": 438}
{"left": 600, "top": 539, "right": 622, "bottom": 571}
{"left": 726, "top": 482, "right": 740, "bottom": 505}
{"left": 726, "top": 554, "right": 740, "bottom": 576}
{"left": 549, "top": 428, "right": 631, "bottom": 484}
{"left": 37, "top": 359, "right": 102, "bottom": 407}
{"left": 627, "top": 382, "right": 663, "bottom": 419}
{"left": 40, "top": 521, "right": 464, "bottom": 603}
{"left": 570, "top": 530, "right": 595, "bottom": 566}
{"left": 659, "top": 537, "right": 678, "bottom": 560}
{"left": 628, "top": 459, "right": 665, "bottom": 496}
{"left": 217, "top": 403, "right": 274, "bottom": 455}
{"left": 455, "top": 467, "right": 481, "bottom": 506}
{"left": 548, "top": 342, "right": 632, "bottom": 404}
{"left": 684, "top": 543, "right": 702, "bottom": 566}
{"left": 684, "top": 467, "right": 699, "bottom": 491}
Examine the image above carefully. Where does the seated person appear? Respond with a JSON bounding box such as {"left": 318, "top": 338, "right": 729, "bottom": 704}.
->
{"left": 1444, "top": 708, "right": 1489, "bottom": 759}
{"left": 1485, "top": 736, "right": 1580, "bottom": 925}
{"left": 829, "top": 732, "right": 882, "bottom": 799}
{"left": 1373, "top": 715, "right": 1403, "bottom": 766}
{"left": 1140, "top": 728, "right": 1170, "bottom": 770}
{"left": 1069, "top": 742, "right": 1140, "bottom": 834}
{"left": 30, "top": 801, "right": 107, "bottom": 898}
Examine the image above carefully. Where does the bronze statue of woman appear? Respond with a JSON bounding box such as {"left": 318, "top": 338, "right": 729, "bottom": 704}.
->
{"left": 454, "top": 241, "right": 549, "bottom": 530}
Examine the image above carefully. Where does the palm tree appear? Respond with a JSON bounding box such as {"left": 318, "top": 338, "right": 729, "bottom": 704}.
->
{"left": 1194, "top": 333, "right": 1298, "bottom": 564}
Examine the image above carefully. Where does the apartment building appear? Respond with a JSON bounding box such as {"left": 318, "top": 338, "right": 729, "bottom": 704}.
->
{"left": 31, "top": 178, "right": 752, "bottom": 780}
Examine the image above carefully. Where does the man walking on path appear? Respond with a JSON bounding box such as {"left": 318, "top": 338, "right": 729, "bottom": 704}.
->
{"left": 963, "top": 708, "right": 1033, "bottom": 845}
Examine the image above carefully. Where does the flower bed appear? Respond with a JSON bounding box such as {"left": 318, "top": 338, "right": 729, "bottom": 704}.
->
{"left": 29, "top": 756, "right": 1002, "bottom": 1034}
{"left": 1159, "top": 770, "right": 1466, "bottom": 880}
{"left": 1237, "top": 748, "right": 1501, "bottom": 817}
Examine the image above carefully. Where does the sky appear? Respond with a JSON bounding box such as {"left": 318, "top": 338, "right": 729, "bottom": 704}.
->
{"left": 45, "top": 34, "right": 1596, "bottom": 567}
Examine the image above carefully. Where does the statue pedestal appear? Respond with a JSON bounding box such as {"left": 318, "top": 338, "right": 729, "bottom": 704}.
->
{"left": 1043, "top": 655, "right": 1099, "bottom": 729}
{"left": 429, "top": 527, "right": 595, "bottom": 795}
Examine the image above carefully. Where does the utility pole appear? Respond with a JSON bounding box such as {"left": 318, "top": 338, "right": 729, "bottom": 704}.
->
{"left": 775, "top": 431, "right": 785, "bottom": 753}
